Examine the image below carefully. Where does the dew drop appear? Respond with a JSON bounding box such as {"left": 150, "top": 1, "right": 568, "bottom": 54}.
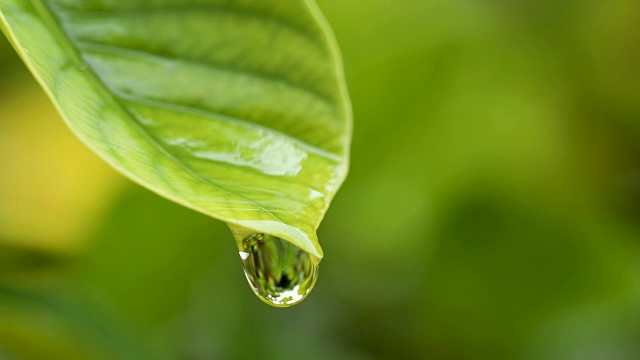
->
{"left": 237, "top": 233, "right": 319, "bottom": 307}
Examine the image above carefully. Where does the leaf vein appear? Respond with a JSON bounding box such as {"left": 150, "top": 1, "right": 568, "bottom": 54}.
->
{"left": 56, "top": 3, "right": 320, "bottom": 47}
{"left": 76, "top": 41, "right": 336, "bottom": 106}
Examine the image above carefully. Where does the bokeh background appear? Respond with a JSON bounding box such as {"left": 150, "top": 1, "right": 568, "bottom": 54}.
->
{"left": 2, "top": 0, "right": 640, "bottom": 359}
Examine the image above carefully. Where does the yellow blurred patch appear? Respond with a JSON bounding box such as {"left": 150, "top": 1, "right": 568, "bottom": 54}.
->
{"left": 0, "top": 76, "right": 124, "bottom": 254}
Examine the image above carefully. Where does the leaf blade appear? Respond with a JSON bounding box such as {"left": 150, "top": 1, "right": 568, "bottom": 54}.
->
{"left": 0, "top": 0, "right": 351, "bottom": 258}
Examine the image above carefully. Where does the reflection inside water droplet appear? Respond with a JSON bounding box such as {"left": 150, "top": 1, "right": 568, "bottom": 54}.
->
{"left": 238, "top": 233, "right": 319, "bottom": 307}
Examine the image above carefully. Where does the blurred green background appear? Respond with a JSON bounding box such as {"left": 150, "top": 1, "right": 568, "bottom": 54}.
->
{"left": 2, "top": 0, "right": 640, "bottom": 359}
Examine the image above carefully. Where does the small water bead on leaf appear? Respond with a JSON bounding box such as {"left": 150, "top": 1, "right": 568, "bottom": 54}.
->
{"left": 238, "top": 233, "right": 319, "bottom": 307}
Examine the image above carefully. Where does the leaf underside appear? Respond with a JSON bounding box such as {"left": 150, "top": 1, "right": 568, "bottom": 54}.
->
{"left": 0, "top": 0, "right": 351, "bottom": 258}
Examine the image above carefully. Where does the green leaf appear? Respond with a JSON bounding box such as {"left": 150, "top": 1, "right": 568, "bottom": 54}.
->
{"left": 0, "top": 0, "right": 351, "bottom": 258}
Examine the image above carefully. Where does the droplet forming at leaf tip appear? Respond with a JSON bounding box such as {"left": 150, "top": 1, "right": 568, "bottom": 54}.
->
{"left": 237, "top": 232, "right": 319, "bottom": 307}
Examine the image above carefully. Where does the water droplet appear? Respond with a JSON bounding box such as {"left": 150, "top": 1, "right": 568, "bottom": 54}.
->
{"left": 238, "top": 233, "right": 319, "bottom": 307}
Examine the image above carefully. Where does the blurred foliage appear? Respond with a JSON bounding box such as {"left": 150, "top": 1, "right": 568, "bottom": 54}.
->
{"left": 1, "top": 0, "right": 640, "bottom": 359}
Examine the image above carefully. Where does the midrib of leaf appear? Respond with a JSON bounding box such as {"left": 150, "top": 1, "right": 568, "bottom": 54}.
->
{"left": 112, "top": 91, "right": 343, "bottom": 163}
{"left": 29, "top": 1, "right": 296, "bottom": 234}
